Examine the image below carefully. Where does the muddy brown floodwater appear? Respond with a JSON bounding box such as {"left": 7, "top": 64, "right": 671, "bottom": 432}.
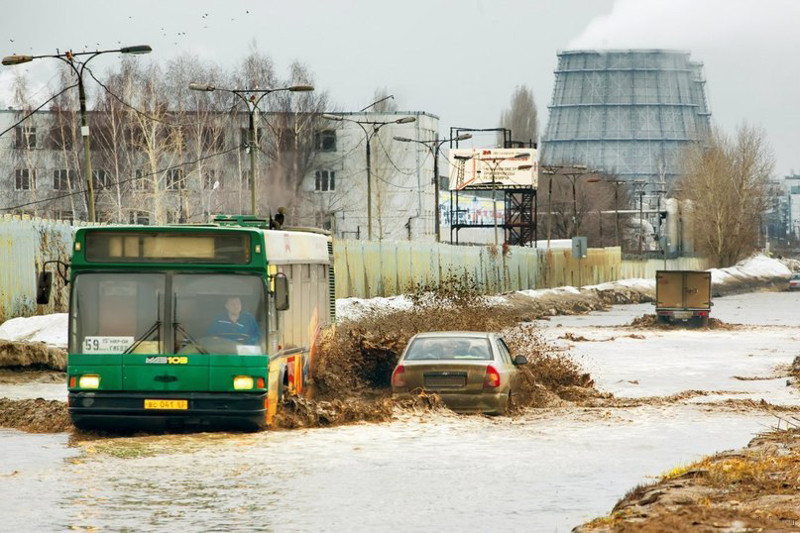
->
{"left": 1, "top": 287, "right": 799, "bottom": 531}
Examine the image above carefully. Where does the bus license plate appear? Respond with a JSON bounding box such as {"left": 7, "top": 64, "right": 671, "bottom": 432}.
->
{"left": 144, "top": 399, "right": 188, "bottom": 410}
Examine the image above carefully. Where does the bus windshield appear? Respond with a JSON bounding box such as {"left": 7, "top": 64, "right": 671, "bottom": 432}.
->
{"left": 70, "top": 273, "right": 267, "bottom": 356}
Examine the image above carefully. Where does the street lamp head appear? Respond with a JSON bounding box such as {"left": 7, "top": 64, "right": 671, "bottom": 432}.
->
{"left": 2, "top": 55, "right": 33, "bottom": 66}
{"left": 321, "top": 113, "right": 344, "bottom": 121}
{"left": 288, "top": 84, "right": 314, "bottom": 92}
{"left": 189, "top": 82, "right": 215, "bottom": 92}
{"left": 393, "top": 136, "right": 414, "bottom": 143}
{"left": 120, "top": 45, "right": 152, "bottom": 55}
{"left": 394, "top": 117, "right": 416, "bottom": 124}
{"left": 454, "top": 133, "right": 472, "bottom": 141}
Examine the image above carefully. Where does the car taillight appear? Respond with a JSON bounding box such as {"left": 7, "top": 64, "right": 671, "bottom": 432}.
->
{"left": 391, "top": 365, "right": 406, "bottom": 388}
{"left": 484, "top": 365, "right": 501, "bottom": 389}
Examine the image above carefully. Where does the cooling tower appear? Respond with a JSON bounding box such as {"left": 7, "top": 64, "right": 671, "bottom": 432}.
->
{"left": 541, "top": 49, "right": 712, "bottom": 185}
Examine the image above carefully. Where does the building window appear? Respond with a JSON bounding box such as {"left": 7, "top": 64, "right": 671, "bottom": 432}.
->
{"left": 52, "top": 210, "right": 74, "bottom": 222}
{"left": 201, "top": 127, "right": 224, "bottom": 152}
{"left": 202, "top": 169, "right": 222, "bottom": 190}
{"left": 53, "top": 169, "right": 77, "bottom": 191}
{"left": 129, "top": 210, "right": 150, "bottom": 225}
{"left": 165, "top": 210, "right": 186, "bottom": 224}
{"left": 47, "top": 125, "right": 73, "bottom": 149}
{"left": 314, "top": 211, "right": 334, "bottom": 231}
{"left": 239, "top": 127, "right": 264, "bottom": 150}
{"left": 133, "top": 169, "right": 157, "bottom": 192}
{"left": 315, "top": 170, "right": 335, "bottom": 192}
{"left": 92, "top": 169, "right": 110, "bottom": 189}
{"left": 315, "top": 130, "right": 336, "bottom": 151}
{"left": 15, "top": 169, "right": 35, "bottom": 190}
{"left": 276, "top": 128, "right": 295, "bottom": 152}
{"left": 166, "top": 169, "right": 185, "bottom": 190}
{"left": 14, "top": 127, "right": 36, "bottom": 149}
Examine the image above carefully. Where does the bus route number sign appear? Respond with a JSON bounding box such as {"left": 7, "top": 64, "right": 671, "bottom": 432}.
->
{"left": 83, "top": 336, "right": 135, "bottom": 354}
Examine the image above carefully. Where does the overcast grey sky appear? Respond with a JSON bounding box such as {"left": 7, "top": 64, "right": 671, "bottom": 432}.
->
{"left": 1, "top": 0, "right": 798, "bottom": 177}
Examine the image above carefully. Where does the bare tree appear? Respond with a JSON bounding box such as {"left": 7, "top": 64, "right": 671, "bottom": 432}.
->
{"left": 678, "top": 124, "right": 775, "bottom": 267}
{"left": 47, "top": 68, "right": 83, "bottom": 220}
{"left": 539, "top": 172, "right": 618, "bottom": 246}
{"left": 262, "top": 61, "right": 331, "bottom": 222}
{"left": 498, "top": 85, "right": 538, "bottom": 147}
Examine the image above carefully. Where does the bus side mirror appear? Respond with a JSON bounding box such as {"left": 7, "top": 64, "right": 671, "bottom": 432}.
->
{"left": 36, "top": 271, "right": 53, "bottom": 305}
{"left": 274, "top": 272, "right": 290, "bottom": 311}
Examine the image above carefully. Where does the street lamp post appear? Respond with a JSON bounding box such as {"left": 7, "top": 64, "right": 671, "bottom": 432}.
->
{"left": 322, "top": 114, "right": 416, "bottom": 240}
{"left": 633, "top": 181, "right": 647, "bottom": 254}
{"left": 393, "top": 133, "right": 472, "bottom": 242}
{"left": 3, "top": 45, "right": 152, "bottom": 222}
{"left": 190, "top": 82, "right": 313, "bottom": 216}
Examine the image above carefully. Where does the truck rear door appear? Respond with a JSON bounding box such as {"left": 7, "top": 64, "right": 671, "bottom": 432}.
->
{"left": 656, "top": 271, "right": 684, "bottom": 309}
{"left": 684, "top": 271, "right": 711, "bottom": 310}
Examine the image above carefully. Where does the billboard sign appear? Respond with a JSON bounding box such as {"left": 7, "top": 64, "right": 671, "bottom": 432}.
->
{"left": 448, "top": 148, "right": 538, "bottom": 191}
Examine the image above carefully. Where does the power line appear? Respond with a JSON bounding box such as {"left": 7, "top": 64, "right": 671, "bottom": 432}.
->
{"left": 0, "top": 83, "right": 79, "bottom": 138}
{"left": 83, "top": 66, "right": 180, "bottom": 127}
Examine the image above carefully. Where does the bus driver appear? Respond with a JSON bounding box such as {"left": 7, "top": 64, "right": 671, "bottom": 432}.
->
{"left": 207, "top": 296, "right": 261, "bottom": 344}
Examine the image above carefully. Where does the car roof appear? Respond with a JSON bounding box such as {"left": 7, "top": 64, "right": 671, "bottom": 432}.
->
{"left": 411, "top": 331, "right": 495, "bottom": 339}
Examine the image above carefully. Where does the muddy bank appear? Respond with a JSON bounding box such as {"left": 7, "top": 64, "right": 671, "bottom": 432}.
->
{"left": 626, "top": 314, "right": 739, "bottom": 330}
{"left": 0, "top": 340, "right": 66, "bottom": 371}
{"left": 0, "top": 398, "right": 71, "bottom": 433}
{"left": 576, "top": 425, "right": 800, "bottom": 532}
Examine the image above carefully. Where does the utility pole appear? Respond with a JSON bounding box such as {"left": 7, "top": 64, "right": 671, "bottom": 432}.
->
{"left": 3, "top": 45, "right": 152, "bottom": 222}
{"left": 190, "top": 82, "right": 314, "bottom": 216}
{"left": 324, "top": 114, "right": 416, "bottom": 240}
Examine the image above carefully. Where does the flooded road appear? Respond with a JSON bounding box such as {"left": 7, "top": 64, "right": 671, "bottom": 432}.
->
{"left": 2, "top": 291, "right": 800, "bottom": 532}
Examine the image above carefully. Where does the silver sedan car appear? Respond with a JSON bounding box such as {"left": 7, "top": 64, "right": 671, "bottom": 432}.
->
{"left": 391, "top": 331, "right": 528, "bottom": 415}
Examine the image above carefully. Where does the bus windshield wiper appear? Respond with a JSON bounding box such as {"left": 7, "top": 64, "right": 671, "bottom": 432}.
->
{"left": 123, "top": 321, "right": 162, "bottom": 354}
{"left": 174, "top": 322, "right": 209, "bottom": 354}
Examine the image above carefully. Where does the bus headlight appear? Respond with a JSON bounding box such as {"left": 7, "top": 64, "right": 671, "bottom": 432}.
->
{"left": 233, "top": 375, "right": 254, "bottom": 390}
{"left": 79, "top": 374, "right": 100, "bottom": 389}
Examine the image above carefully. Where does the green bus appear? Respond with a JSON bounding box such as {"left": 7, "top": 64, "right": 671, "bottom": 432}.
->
{"left": 38, "top": 215, "right": 334, "bottom": 431}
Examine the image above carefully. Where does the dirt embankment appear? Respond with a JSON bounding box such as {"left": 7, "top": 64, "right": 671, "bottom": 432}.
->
{"left": 576, "top": 426, "right": 800, "bottom": 532}
{"left": 0, "top": 340, "right": 66, "bottom": 371}
{"left": 0, "top": 398, "right": 71, "bottom": 433}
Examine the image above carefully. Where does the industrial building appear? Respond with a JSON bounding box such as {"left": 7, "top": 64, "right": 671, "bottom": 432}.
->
{"left": 541, "top": 49, "right": 712, "bottom": 188}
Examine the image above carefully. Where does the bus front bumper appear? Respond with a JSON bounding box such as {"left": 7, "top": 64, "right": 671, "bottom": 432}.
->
{"left": 68, "top": 391, "right": 268, "bottom": 431}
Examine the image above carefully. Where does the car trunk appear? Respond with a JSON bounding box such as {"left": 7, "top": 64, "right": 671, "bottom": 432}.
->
{"left": 402, "top": 361, "right": 488, "bottom": 393}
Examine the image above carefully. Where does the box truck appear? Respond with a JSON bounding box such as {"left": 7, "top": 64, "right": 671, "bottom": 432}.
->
{"left": 654, "top": 270, "right": 712, "bottom": 326}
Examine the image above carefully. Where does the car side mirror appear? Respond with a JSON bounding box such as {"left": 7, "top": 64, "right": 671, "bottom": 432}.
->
{"left": 274, "top": 272, "right": 290, "bottom": 311}
{"left": 513, "top": 355, "right": 528, "bottom": 366}
{"left": 36, "top": 271, "right": 53, "bottom": 305}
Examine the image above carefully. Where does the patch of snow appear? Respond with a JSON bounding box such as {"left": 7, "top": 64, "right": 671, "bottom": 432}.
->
{"left": 0, "top": 313, "right": 68, "bottom": 347}
{"left": 587, "top": 278, "right": 655, "bottom": 293}
{"left": 710, "top": 254, "right": 791, "bottom": 285}
{"left": 336, "top": 295, "right": 414, "bottom": 321}
{"left": 516, "top": 286, "right": 581, "bottom": 299}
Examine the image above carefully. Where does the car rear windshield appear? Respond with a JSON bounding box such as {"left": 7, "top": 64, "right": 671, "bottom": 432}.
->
{"left": 404, "top": 337, "right": 493, "bottom": 361}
